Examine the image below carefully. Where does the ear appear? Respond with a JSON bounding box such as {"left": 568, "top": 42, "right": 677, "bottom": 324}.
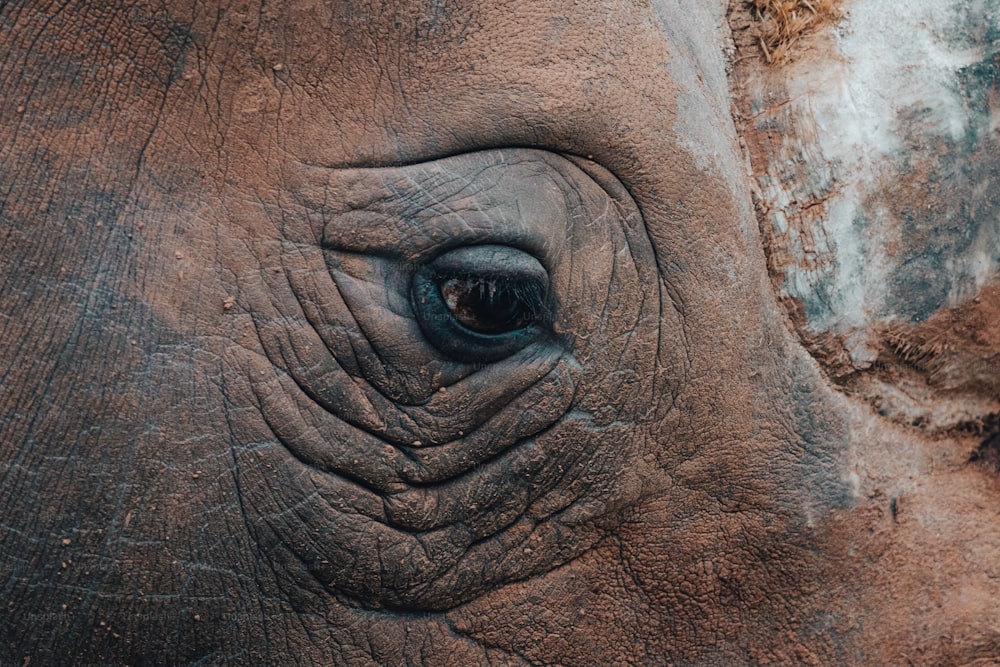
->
{"left": 728, "top": 0, "right": 1000, "bottom": 432}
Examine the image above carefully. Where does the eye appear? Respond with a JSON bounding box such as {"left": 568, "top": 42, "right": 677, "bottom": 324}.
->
{"left": 411, "top": 245, "right": 550, "bottom": 363}
{"left": 438, "top": 274, "right": 542, "bottom": 334}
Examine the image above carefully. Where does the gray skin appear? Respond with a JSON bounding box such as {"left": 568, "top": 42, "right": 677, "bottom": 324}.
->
{"left": 1, "top": 1, "right": 998, "bottom": 665}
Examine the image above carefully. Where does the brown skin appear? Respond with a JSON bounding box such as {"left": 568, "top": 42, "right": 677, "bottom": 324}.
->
{"left": 0, "top": 1, "right": 997, "bottom": 664}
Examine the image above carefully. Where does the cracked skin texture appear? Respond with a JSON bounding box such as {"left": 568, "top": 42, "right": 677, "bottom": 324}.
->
{"left": 0, "top": 0, "right": 998, "bottom": 664}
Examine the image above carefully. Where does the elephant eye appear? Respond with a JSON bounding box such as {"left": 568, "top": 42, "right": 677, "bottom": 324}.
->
{"left": 411, "top": 245, "right": 550, "bottom": 363}
{"left": 439, "top": 275, "right": 542, "bottom": 334}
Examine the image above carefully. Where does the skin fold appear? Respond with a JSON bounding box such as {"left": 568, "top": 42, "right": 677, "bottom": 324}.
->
{"left": 0, "top": 0, "right": 997, "bottom": 664}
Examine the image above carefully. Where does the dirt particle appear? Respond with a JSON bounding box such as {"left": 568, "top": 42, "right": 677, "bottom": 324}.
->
{"left": 223, "top": 296, "right": 236, "bottom": 311}
{"left": 272, "top": 63, "right": 283, "bottom": 71}
{"left": 16, "top": 105, "right": 24, "bottom": 113}
{"left": 175, "top": 251, "right": 183, "bottom": 259}
{"left": 60, "top": 538, "right": 71, "bottom": 546}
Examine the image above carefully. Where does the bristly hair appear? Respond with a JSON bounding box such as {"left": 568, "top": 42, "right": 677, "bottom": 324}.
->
{"left": 745, "top": 0, "right": 842, "bottom": 64}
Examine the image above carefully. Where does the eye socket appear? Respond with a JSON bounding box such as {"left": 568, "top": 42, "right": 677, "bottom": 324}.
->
{"left": 411, "top": 245, "right": 550, "bottom": 363}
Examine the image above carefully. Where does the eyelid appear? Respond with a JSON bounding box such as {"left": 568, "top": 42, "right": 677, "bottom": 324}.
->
{"left": 286, "top": 151, "right": 576, "bottom": 268}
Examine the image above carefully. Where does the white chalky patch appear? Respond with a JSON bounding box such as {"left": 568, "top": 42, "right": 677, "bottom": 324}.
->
{"left": 753, "top": 0, "right": 1000, "bottom": 367}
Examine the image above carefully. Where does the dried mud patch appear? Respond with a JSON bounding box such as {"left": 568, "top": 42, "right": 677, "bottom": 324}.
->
{"left": 728, "top": 0, "right": 999, "bottom": 439}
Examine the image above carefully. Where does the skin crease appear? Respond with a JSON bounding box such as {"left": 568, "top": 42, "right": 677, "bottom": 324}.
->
{"left": 0, "top": 1, "right": 997, "bottom": 665}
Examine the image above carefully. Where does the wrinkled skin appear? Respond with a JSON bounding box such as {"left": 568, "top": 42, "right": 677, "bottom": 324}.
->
{"left": 1, "top": 1, "right": 998, "bottom": 664}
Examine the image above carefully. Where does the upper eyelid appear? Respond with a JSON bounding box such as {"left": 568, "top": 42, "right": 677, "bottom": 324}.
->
{"left": 284, "top": 152, "right": 600, "bottom": 269}
{"left": 288, "top": 160, "right": 508, "bottom": 214}
{"left": 288, "top": 154, "right": 579, "bottom": 219}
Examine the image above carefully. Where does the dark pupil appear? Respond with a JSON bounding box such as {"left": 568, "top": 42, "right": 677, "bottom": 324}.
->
{"left": 439, "top": 276, "right": 535, "bottom": 334}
